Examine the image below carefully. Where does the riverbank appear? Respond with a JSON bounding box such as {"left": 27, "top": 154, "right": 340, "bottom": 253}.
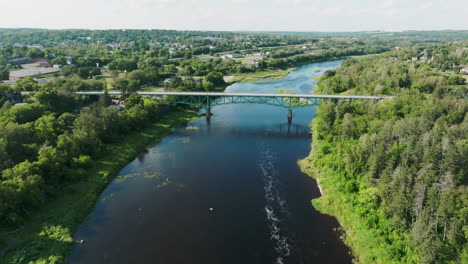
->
{"left": 1, "top": 108, "right": 200, "bottom": 264}
{"left": 227, "top": 68, "right": 296, "bottom": 83}
{"left": 298, "top": 141, "right": 357, "bottom": 261}
{"left": 298, "top": 114, "right": 409, "bottom": 264}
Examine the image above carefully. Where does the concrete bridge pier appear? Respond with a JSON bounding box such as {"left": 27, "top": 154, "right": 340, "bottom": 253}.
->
{"left": 206, "top": 106, "right": 211, "bottom": 121}
{"left": 287, "top": 109, "right": 293, "bottom": 124}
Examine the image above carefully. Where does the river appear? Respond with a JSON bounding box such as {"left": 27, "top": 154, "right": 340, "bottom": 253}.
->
{"left": 68, "top": 60, "right": 352, "bottom": 264}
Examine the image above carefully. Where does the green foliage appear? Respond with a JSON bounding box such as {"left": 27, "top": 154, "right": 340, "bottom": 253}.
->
{"left": 304, "top": 45, "right": 468, "bottom": 264}
{"left": 26, "top": 48, "right": 45, "bottom": 59}
{"left": 1, "top": 109, "right": 198, "bottom": 264}
{"left": 0, "top": 69, "right": 9, "bottom": 80}
{"left": 14, "top": 77, "right": 39, "bottom": 91}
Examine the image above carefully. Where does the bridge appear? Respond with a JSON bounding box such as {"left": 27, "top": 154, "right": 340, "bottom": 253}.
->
{"left": 75, "top": 91, "right": 392, "bottom": 123}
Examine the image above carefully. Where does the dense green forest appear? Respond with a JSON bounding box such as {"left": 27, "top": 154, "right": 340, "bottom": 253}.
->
{"left": 301, "top": 42, "right": 467, "bottom": 263}
{"left": 0, "top": 90, "right": 180, "bottom": 225}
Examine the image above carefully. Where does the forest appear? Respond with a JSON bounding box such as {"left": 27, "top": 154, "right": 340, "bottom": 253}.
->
{"left": 301, "top": 42, "right": 467, "bottom": 263}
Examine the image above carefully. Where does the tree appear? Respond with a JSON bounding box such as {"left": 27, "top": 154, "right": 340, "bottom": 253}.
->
{"left": 125, "top": 93, "right": 143, "bottom": 109}
{"left": 202, "top": 81, "right": 214, "bottom": 91}
{"left": 89, "top": 67, "right": 102, "bottom": 78}
{"left": 14, "top": 77, "right": 39, "bottom": 91}
{"left": 60, "top": 65, "right": 75, "bottom": 77}
{"left": 205, "top": 71, "right": 225, "bottom": 86}
{"left": 34, "top": 114, "right": 59, "bottom": 144}
{"left": 99, "top": 91, "right": 112, "bottom": 107}
{"left": 51, "top": 56, "right": 67, "bottom": 65}
{"left": 447, "top": 75, "right": 465, "bottom": 85}
{"left": 77, "top": 67, "right": 90, "bottom": 79}
{"left": 0, "top": 69, "right": 9, "bottom": 80}
{"left": 26, "top": 48, "right": 45, "bottom": 59}
{"left": 115, "top": 78, "right": 129, "bottom": 94}
{"left": 128, "top": 69, "right": 147, "bottom": 84}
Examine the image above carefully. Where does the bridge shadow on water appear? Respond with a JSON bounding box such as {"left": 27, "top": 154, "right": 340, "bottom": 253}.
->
{"left": 174, "top": 121, "right": 312, "bottom": 139}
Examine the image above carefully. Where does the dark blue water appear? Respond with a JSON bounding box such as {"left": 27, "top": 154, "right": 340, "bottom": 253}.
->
{"left": 68, "top": 60, "right": 352, "bottom": 264}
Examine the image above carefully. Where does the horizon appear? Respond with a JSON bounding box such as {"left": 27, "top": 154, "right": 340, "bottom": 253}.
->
{"left": 1, "top": 28, "right": 467, "bottom": 33}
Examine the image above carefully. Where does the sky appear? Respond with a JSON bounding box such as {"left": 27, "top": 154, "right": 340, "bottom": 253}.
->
{"left": 1, "top": 0, "right": 467, "bottom": 32}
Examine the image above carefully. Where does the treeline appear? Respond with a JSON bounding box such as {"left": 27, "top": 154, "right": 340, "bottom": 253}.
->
{"left": 0, "top": 88, "right": 176, "bottom": 226}
{"left": 266, "top": 44, "right": 389, "bottom": 69}
{"left": 304, "top": 43, "right": 467, "bottom": 263}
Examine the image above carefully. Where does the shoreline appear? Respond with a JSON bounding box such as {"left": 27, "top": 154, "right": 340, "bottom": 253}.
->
{"left": 1, "top": 108, "right": 200, "bottom": 264}
{"left": 298, "top": 148, "right": 356, "bottom": 259}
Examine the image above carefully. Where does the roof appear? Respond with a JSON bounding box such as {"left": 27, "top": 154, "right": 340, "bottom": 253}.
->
{"left": 10, "top": 68, "right": 59, "bottom": 78}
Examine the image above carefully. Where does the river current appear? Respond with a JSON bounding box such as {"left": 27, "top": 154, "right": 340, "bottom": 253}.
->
{"left": 68, "top": 60, "right": 352, "bottom": 264}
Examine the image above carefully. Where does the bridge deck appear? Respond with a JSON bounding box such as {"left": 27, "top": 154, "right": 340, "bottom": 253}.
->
{"left": 75, "top": 91, "right": 392, "bottom": 100}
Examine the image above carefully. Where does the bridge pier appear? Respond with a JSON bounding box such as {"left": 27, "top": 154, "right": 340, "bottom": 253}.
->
{"left": 287, "top": 109, "right": 293, "bottom": 124}
{"left": 206, "top": 106, "right": 211, "bottom": 120}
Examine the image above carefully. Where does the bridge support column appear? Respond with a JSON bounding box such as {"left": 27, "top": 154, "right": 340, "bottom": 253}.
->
{"left": 287, "top": 109, "right": 293, "bottom": 124}
{"left": 206, "top": 106, "right": 211, "bottom": 120}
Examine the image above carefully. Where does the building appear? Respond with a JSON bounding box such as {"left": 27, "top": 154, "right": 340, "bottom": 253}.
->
{"left": 9, "top": 68, "right": 59, "bottom": 79}
{"left": 460, "top": 67, "right": 468, "bottom": 74}
{"left": 221, "top": 54, "right": 244, "bottom": 59}
{"left": 8, "top": 56, "right": 33, "bottom": 64}
{"left": 36, "top": 59, "right": 52, "bottom": 68}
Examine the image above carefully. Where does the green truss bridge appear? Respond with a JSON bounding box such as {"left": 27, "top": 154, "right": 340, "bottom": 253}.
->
{"left": 75, "top": 91, "right": 392, "bottom": 122}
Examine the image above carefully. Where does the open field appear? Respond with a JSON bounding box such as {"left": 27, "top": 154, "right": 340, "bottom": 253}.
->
{"left": 228, "top": 68, "right": 296, "bottom": 83}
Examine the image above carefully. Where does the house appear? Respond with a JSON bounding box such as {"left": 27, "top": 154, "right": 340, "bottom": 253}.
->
{"left": 221, "top": 54, "right": 244, "bottom": 59}
{"left": 36, "top": 59, "right": 52, "bottom": 68}
{"left": 9, "top": 68, "right": 59, "bottom": 79}
{"left": 460, "top": 67, "right": 468, "bottom": 74}
{"left": 29, "top": 44, "right": 45, "bottom": 49}
{"left": 8, "top": 56, "right": 33, "bottom": 64}
{"left": 0, "top": 80, "right": 16, "bottom": 85}
{"left": 412, "top": 56, "right": 419, "bottom": 61}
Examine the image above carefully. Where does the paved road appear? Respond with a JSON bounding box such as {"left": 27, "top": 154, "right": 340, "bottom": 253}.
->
{"left": 74, "top": 91, "right": 393, "bottom": 100}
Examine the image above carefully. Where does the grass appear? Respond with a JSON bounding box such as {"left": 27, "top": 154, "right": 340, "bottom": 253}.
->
{"left": 0, "top": 108, "right": 200, "bottom": 264}
{"left": 140, "top": 85, "right": 165, "bottom": 91}
{"left": 228, "top": 68, "right": 296, "bottom": 83}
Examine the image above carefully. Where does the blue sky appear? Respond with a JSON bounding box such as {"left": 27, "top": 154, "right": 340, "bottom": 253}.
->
{"left": 1, "top": 0, "right": 467, "bottom": 31}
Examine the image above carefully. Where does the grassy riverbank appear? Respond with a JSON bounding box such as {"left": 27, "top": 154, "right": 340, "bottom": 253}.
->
{"left": 0, "top": 108, "right": 199, "bottom": 264}
{"left": 228, "top": 68, "right": 296, "bottom": 83}
{"left": 299, "top": 123, "right": 414, "bottom": 264}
